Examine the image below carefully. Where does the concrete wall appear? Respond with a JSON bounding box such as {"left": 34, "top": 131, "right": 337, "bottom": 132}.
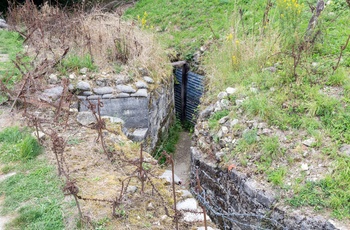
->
{"left": 77, "top": 76, "right": 175, "bottom": 152}
{"left": 190, "top": 147, "right": 343, "bottom": 230}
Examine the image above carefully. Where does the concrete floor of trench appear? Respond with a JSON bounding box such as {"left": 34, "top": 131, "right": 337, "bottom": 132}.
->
{"left": 169, "top": 131, "right": 192, "bottom": 187}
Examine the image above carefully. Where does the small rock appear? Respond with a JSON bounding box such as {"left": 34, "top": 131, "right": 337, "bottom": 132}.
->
{"left": 339, "top": 144, "right": 350, "bottom": 157}
{"left": 183, "top": 212, "right": 205, "bottom": 222}
{"left": 215, "top": 152, "right": 225, "bottom": 161}
{"left": 115, "top": 75, "right": 129, "bottom": 85}
{"left": 217, "top": 92, "right": 227, "bottom": 99}
{"left": 48, "top": 74, "right": 58, "bottom": 84}
{"left": 218, "top": 116, "right": 229, "bottom": 124}
{"left": 88, "top": 95, "right": 101, "bottom": 100}
{"left": 116, "top": 85, "right": 136, "bottom": 93}
{"left": 250, "top": 87, "right": 258, "bottom": 93}
{"left": 69, "top": 108, "right": 78, "bottom": 113}
{"left": 179, "top": 190, "right": 192, "bottom": 199}
{"left": 68, "top": 84, "right": 74, "bottom": 92}
{"left": 160, "top": 170, "right": 182, "bottom": 185}
{"left": 0, "top": 19, "right": 8, "bottom": 29}
{"left": 226, "top": 87, "right": 237, "bottom": 95}
{"left": 69, "top": 73, "right": 76, "bottom": 80}
{"left": 230, "top": 119, "right": 239, "bottom": 127}
{"left": 199, "top": 105, "right": 214, "bottom": 119}
{"left": 135, "top": 81, "right": 148, "bottom": 89}
{"left": 143, "top": 76, "right": 154, "bottom": 84}
{"left": 152, "top": 221, "right": 160, "bottom": 226}
{"left": 312, "top": 62, "right": 318, "bottom": 67}
{"left": 116, "top": 93, "right": 130, "bottom": 98}
{"left": 0, "top": 172, "right": 16, "bottom": 183}
{"left": 177, "top": 198, "right": 198, "bottom": 211}
{"left": 96, "top": 78, "right": 106, "bottom": 86}
{"left": 235, "top": 99, "right": 244, "bottom": 106}
{"left": 214, "top": 101, "right": 222, "bottom": 112}
{"left": 39, "top": 86, "right": 63, "bottom": 102}
{"left": 93, "top": 87, "right": 114, "bottom": 95}
{"left": 31, "top": 131, "right": 45, "bottom": 140}
{"left": 217, "top": 129, "right": 223, "bottom": 138}
{"left": 131, "top": 89, "right": 148, "bottom": 97}
{"left": 302, "top": 151, "right": 309, "bottom": 158}
{"left": 102, "top": 94, "right": 116, "bottom": 99}
{"left": 138, "top": 68, "right": 149, "bottom": 76}
{"left": 257, "top": 122, "right": 267, "bottom": 129}
{"left": 303, "top": 138, "right": 315, "bottom": 147}
{"left": 76, "top": 111, "right": 97, "bottom": 126}
{"left": 129, "top": 128, "right": 148, "bottom": 142}
{"left": 126, "top": 186, "right": 138, "bottom": 194}
{"left": 301, "top": 163, "right": 309, "bottom": 171}
{"left": 147, "top": 202, "right": 154, "bottom": 211}
{"left": 221, "top": 126, "right": 229, "bottom": 134}
{"left": 220, "top": 99, "right": 230, "bottom": 108}
{"left": 76, "top": 81, "right": 91, "bottom": 91}
{"left": 80, "top": 67, "right": 88, "bottom": 74}
{"left": 276, "top": 130, "right": 287, "bottom": 142}
{"left": 82, "top": 91, "right": 93, "bottom": 96}
{"left": 262, "top": 66, "right": 277, "bottom": 72}
{"left": 77, "top": 96, "right": 87, "bottom": 100}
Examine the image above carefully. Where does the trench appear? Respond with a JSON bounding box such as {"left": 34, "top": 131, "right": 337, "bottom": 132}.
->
{"left": 170, "top": 65, "right": 204, "bottom": 185}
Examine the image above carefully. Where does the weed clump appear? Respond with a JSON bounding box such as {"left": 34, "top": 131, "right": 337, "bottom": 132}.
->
{"left": 0, "top": 126, "right": 42, "bottom": 161}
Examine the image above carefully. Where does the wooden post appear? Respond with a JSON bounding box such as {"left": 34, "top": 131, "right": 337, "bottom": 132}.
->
{"left": 181, "top": 63, "right": 189, "bottom": 123}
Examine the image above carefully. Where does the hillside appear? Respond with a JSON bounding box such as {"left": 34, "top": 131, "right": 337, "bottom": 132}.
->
{"left": 126, "top": 0, "right": 350, "bottom": 225}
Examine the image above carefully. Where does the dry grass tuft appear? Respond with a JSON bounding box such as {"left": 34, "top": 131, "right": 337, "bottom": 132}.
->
{"left": 7, "top": 2, "right": 171, "bottom": 82}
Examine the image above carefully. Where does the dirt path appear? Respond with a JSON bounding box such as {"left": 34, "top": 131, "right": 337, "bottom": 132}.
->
{"left": 171, "top": 131, "right": 192, "bottom": 186}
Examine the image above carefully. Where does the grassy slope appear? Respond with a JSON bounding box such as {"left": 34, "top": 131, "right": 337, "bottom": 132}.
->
{"left": 127, "top": 0, "right": 350, "bottom": 220}
{"left": 0, "top": 30, "right": 24, "bottom": 83}
{"left": 125, "top": 0, "right": 236, "bottom": 59}
{"left": 0, "top": 30, "right": 65, "bottom": 229}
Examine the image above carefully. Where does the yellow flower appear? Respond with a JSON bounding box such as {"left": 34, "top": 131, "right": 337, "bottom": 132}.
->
{"left": 235, "top": 40, "right": 239, "bottom": 45}
{"left": 141, "top": 18, "right": 147, "bottom": 27}
{"left": 226, "top": 33, "right": 233, "bottom": 41}
{"left": 232, "top": 55, "right": 238, "bottom": 64}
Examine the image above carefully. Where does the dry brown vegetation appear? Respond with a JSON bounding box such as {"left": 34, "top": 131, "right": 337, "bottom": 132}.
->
{"left": 7, "top": 1, "right": 171, "bottom": 81}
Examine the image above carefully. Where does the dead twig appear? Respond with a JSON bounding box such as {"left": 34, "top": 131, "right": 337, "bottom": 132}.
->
{"left": 332, "top": 34, "right": 350, "bottom": 74}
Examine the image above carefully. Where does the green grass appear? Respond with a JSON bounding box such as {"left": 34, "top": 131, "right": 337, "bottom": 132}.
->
{"left": 125, "top": 0, "right": 236, "bottom": 59}
{"left": 0, "top": 30, "right": 26, "bottom": 101}
{"left": 0, "top": 127, "right": 64, "bottom": 229}
{"left": 289, "top": 157, "right": 350, "bottom": 219}
{"left": 267, "top": 167, "right": 286, "bottom": 187}
{"left": 154, "top": 119, "right": 182, "bottom": 164}
{"left": 0, "top": 127, "right": 42, "bottom": 162}
{"left": 57, "top": 53, "right": 97, "bottom": 75}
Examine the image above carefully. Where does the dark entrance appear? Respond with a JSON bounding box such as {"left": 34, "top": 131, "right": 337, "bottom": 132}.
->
{"left": 174, "top": 65, "right": 204, "bottom": 125}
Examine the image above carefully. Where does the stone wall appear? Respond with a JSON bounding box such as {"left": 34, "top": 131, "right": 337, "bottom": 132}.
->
{"left": 76, "top": 75, "right": 174, "bottom": 152}
{"left": 190, "top": 147, "right": 344, "bottom": 230}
